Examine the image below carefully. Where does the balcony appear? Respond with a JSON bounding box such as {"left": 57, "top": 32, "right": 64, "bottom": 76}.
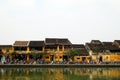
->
{"left": 29, "top": 50, "right": 43, "bottom": 53}
{"left": 15, "top": 51, "right": 28, "bottom": 54}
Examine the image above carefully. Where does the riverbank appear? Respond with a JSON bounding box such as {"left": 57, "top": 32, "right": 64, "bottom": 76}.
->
{"left": 0, "top": 64, "right": 120, "bottom": 68}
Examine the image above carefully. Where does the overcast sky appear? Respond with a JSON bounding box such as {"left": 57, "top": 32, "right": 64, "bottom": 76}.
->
{"left": 0, "top": 0, "right": 120, "bottom": 44}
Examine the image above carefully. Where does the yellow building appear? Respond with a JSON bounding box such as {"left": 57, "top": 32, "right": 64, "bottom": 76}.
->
{"left": 0, "top": 45, "right": 12, "bottom": 54}
{"left": 103, "top": 42, "right": 120, "bottom": 62}
{"left": 1, "top": 38, "right": 120, "bottom": 63}
{"left": 44, "top": 38, "right": 72, "bottom": 62}
{"left": 85, "top": 40, "right": 105, "bottom": 63}
{"left": 29, "top": 41, "right": 45, "bottom": 62}
{"left": 72, "top": 44, "right": 89, "bottom": 63}
{"left": 86, "top": 40, "right": 120, "bottom": 63}
{"left": 13, "top": 41, "right": 29, "bottom": 61}
{"left": 0, "top": 45, "right": 12, "bottom": 60}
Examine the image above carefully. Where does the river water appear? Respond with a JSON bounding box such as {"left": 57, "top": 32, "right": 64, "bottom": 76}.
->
{"left": 0, "top": 67, "right": 120, "bottom": 80}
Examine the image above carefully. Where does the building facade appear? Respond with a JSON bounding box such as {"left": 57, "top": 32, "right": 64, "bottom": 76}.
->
{"left": 0, "top": 38, "right": 120, "bottom": 63}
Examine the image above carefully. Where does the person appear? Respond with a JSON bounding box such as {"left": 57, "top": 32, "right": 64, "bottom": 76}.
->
{"left": 1, "top": 56, "right": 6, "bottom": 64}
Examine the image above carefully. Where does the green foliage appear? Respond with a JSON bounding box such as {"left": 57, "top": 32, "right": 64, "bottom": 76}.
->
{"left": 69, "top": 49, "right": 78, "bottom": 59}
{"left": 29, "top": 52, "right": 36, "bottom": 59}
{"left": 11, "top": 52, "right": 17, "bottom": 60}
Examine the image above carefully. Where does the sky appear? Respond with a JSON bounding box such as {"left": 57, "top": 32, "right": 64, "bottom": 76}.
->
{"left": 0, "top": 0, "right": 120, "bottom": 45}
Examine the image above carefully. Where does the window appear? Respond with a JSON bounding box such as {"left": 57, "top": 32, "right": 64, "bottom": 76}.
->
{"left": 46, "top": 56, "right": 49, "bottom": 59}
{"left": 14, "top": 47, "right": 27, "bottom": 50}
{"left": 77, "top": 58, "right": 80, "bottom": 59}
{"left": 60, "top": 56, "right": 62, "bottom": 58}
{"left": 30, "top": 47, "right": 42, "bottom": 51}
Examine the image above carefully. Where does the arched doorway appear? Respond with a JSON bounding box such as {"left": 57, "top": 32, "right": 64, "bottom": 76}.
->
{"left": 50, "top": 55, "right": 54, "bottom": 61}
{"left": 99, "top": 56, "right": 103, "bottom": 62}
{"left": 82, "top": 57, "right": 86, "bottom": 62}
{"left": 63, "top": 55, "right": 68, "bottom": 61}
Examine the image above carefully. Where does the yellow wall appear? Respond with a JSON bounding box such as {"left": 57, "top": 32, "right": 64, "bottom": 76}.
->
{"left": 54, "top": 54, "right": 63, "bottom": 62}
{"left": 27, "top": 47, "right": 30, "bottom": 53}
{"left": 1, "top": 47, "right": 12, "bottom": 54}
{"left": 44, "top": 55, "right": 51, "bottom": 62}
{"left": 62, "top": 45, "right": 64, "bottom": 53}
{"left": 109, "top": 54, "right": 120, "bottom": 62}
{"left": 102, "top": 55, "right": 110, "bottom": 62}
{"left": 91, "top": 55, "right": 98, "bottom": 62}
{"left": 74, "top": 56, "right": 82, "bottom": 62}
{"left": 42, "top": 47, "right": 45, "bottom": 52}
{"left": 74, "top": 56, "right": 90, "bottom": 63}
{"left": 88, "top": 54, "right": 120, "bottom": 62}
{"left": 57, "top": 45, "right": 60, "bottom": 52}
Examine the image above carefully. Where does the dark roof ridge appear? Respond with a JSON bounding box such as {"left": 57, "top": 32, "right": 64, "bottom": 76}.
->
{"left": 30, "top": 40, "right": 44, "bottom": 41}
{"left": 0, "top": 45, "right": 12, "bottom": 47}
{"left": 45, "top": 38, "right": 69, "bottom": 39}
{"left": 29, "top": 41, "right": 45, "bottom": 47}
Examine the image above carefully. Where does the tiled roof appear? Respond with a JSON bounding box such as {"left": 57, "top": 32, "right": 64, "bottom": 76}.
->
{"left": 102, "top": 42, "right": 113, "bottom": 46}
{"left": 86, "top": 43, "right": 105, "bottom": 52}
{"left": 29, "top": 41, "right": 44, "bottom": 47}
{"left": 13, "top": 41, "right": 29, "bottom": 46}
{"left": 45, "top": 45, "right": 57, "bottom": 49}
{"left": 45, "top": 38, "right": 72, "bottom": 45}
{"left": 91, "top": 40, "right": 102, "bottom": 44}
{"left": 72, "top": 44, "right": 85, "bottom": 49}
{"left": 0, "top": 45, "right": 12, "bottom": 48}
{"left": 74, "top": 49, "right": 89, "bottom": 56}
{"left": 102, "top": 42, "right": 120, "bottom": 51}
{"left": 114, "top": 40, "right": 120, "bottom": 45}
{"left": 72, "top": 44, "right": 89, "bottom": 56}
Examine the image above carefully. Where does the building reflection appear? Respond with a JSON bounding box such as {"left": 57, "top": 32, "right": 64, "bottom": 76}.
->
{"left": 0, "top": 68, "right": 120, "bottom": 80}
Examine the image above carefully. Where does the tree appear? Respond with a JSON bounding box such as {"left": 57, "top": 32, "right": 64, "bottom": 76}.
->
{"left": 69, "top": 49, "right": 78, "bottom": 60}
{"left": 29, "top": 52, "right": 36, "bottom": 59}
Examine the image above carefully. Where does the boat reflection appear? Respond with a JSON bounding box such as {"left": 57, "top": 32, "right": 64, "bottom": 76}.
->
{"left": 0, "top": 68, "right": 120, "bottom": 80}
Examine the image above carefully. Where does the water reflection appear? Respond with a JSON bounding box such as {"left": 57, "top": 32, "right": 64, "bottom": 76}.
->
{"left": 0, "top": 67, "right": 120, "bottom": 80}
